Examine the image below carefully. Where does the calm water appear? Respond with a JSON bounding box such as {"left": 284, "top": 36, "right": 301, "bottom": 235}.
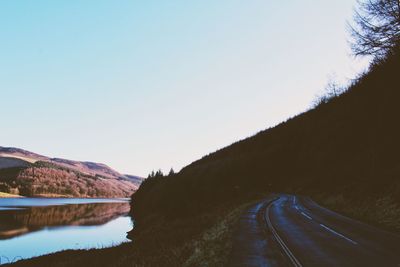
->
{"left": 0, "top": 198, "right": 133, "bottom": 265}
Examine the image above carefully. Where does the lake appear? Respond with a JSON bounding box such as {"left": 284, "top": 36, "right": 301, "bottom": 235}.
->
{"left": 0, "top": 198, "right": 133, "bottom": 265}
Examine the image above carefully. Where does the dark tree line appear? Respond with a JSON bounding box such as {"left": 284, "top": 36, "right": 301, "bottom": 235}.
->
{"left": 147, "top": 168, "right": 175, "bottom": 179}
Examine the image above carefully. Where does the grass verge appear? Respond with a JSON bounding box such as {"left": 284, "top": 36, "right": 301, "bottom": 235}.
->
{"left": 315, "top": 193, "right": 400, "bottom": 233}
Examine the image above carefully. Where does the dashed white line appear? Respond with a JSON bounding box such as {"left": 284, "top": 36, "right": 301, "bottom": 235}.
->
{"left": 301, "top": 212, "right": 312, "bottom": 220}
{"left": 293, "top": 197, "right": 300, "bottom": 211}
{"left": 320, "top": 223, "right": 358, "bottom": 245}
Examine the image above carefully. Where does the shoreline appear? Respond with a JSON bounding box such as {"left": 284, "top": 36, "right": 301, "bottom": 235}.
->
{"left": 5, "top": 201, "right": 252, "bottom": 267}
{"left": 0, "top": 192, "right": 24, "bottom": 198}
{"left": 0, "top": 193, "right": 130, "bottom": 200}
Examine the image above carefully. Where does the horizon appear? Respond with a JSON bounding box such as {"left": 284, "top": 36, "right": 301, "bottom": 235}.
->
{"left": 0, "top": 0, "right": 369, "bottom": 176}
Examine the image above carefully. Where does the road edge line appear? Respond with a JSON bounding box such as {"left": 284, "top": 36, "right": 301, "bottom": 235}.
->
{"left": 264, "top": 198, "right": 303, "bottom": 267}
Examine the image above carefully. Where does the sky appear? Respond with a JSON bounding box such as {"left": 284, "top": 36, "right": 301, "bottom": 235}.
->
{"left": 0, "top": 0, "right": 369, "bottom": 177}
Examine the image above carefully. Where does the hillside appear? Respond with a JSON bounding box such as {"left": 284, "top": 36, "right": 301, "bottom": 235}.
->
{"left": 0, "top": 147, "right": 126, "bottom": 179}
{"left": 131, "top": 47, "right": 400, "bottom": 234}
{"left": 0, "top": 157, "right": 31, "bottom": 169}
{"left": 0, "top": 147, "right": 143, "bottom": 198}
{"left": 125, "top": 175, "right": 145, "bottom": 187}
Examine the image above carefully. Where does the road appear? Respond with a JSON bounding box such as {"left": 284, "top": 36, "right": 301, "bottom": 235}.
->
{"left": 230, "top": 194, "right": 400, "bottom": 267}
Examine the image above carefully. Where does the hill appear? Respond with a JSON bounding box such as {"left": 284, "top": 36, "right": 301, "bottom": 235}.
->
{"left": 0, "top": 147, "right": 144, "bottom": 198}
{"left": 124, "top": 175, "right": 145, "bottom": 187}
{"left": 126, "top": 48, "right": 400, "bottom": 265}
{"left": 0, "top": 157, "right": 31, "bottom": 169}
{"left": 0, "top": 146, "right": 126, "bottom": 179}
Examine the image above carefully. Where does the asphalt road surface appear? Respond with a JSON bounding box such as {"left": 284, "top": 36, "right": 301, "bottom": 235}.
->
{"left": 230, "top": 194, "right": 400, "bottom": 267}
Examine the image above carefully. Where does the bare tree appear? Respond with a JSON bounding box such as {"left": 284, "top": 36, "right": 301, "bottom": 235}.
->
{"left": 312, "top": 75, "right": 344, "bottom": 108}
{"left": 349, "top": 0, "right": 400, "bottom": 58}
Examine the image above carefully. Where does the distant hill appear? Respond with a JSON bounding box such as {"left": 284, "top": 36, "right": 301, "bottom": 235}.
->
{"left": 0, "top": 146, "right": 144, "bottom": 198}
{"left": 0, "top": 146, "right": 127, "bottom": 179}
{"left": 0, "top": 157, "right": 31, "bottom": 169}
{"left": 125, "top": 175, "right": 145, "bottom": 187}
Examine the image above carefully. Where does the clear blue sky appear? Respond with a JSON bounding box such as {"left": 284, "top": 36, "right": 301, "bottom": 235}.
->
{"left": 0, "top": 0, "right": 369, "bottom": 176}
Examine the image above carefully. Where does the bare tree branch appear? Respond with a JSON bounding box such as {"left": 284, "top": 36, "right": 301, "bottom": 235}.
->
{"left": 350, "top": 0, "right": 400, "bottom": 58}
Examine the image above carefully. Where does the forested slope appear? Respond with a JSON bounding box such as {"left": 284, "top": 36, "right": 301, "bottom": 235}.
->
{"left": 132, "top": 47, "right": 400, "bottom": 224}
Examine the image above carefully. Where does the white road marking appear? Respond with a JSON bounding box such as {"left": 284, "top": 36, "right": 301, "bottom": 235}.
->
{"left": 295, "top": 205, "right": 299, "bottom": 211}
{"left": 320, "top": 224, "right": 358, "bottom": 245}
{"left": 265, "top": 199, "right": 303, "bottom": 267}
{"left": 301, "top": 212, "right": 312, "bottom": 220}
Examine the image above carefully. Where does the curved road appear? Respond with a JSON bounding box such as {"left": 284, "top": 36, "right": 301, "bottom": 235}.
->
{"left": 230, "top": 194, "right": 400, "bottom": 267}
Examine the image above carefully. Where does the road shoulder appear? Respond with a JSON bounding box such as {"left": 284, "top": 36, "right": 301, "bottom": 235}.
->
{"left": 228, "top": 197, "right": 289, "bottom": 267}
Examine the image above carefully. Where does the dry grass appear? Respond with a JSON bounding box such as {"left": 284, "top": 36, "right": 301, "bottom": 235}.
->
{"left": 317, "top": 194, "right": 400, "bottom": 233}
{"left": 0, "top": 154, "right": 38, "bottom": 163}
{"left": 181, "top": 203, "right": 248, "bottom": 267}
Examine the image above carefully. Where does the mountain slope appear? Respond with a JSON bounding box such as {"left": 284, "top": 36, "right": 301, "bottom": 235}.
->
{"left": 120, "top": 49, "right": 400, "bottom": 266}
{"left": 124, "top": 175, "right": 145, "bottom": 187}
{"left": 0, "top": 147, "right": 144, "bottom": 198}
{"left": 132, "top": 48, "right": 400, "bottom": 223}
{"left": 0, "top": 157, "right": 31, "bottom": 169}
{"left": 0, "top": 146, "right": 126, "bottom": 179}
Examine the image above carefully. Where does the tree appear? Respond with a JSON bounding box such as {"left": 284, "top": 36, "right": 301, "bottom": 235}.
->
{"left": 168, "top": 168, "right": 175, "bottom": 176}
{"left": 155, "top": 169, "right": 164, "bottom": 177}
{"left": 147, "top": 169, "right": 164, "bottom": 179}
{"left": 349, "top": 0, "right": 400, "bottom": 58}
{"left": 312, "top": 75, "right": 344, "bottom": 107}
{"left": 148, "top": 170, "right": 156, "bottom": 179}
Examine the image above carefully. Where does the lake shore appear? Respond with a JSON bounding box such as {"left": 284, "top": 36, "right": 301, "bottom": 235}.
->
{"left": 5, "top": 200, "right": 253, "bottom": 267}
{"left": 0, "top": 198, "right": 131, "bottom": 266}
{"left": 0, "top": 192, "right": 24, "bottom": 198}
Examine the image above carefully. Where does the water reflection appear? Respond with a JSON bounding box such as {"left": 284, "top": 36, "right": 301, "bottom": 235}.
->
{"left": 0, "top": 201, "right": 130, "bottom": 240}
{"left": 0, "top": 199, "right": 132, "bottom": 263}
